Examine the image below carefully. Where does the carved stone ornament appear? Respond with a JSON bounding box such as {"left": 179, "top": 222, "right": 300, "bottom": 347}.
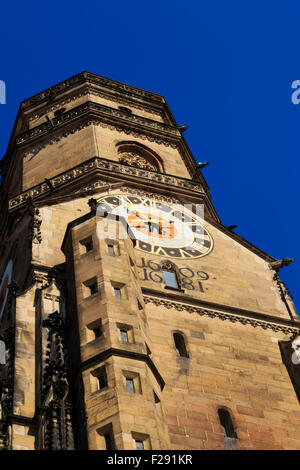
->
{"left": 42, "top": 311, "right": 74, "bottom": 450}
{"left": 21, "top": 72, "right": 165, "bottom": 111}
{"left": 161, "top": 260, "right": 176, "bottom": 271}
{"left": 119, "top": 152, "right": 158, "bottom": 172}
{"left": 30, "top": 208, "right": 42, "bottom": 244}
{"left": 291, "top": 337, "right": 300, "bottom": 365}
{"left": 143, "top": 296, "right": 300, "bottom": 335}
{"left": 273, "top": 273, "right": 293, "bottom": 301}
{"left": 28, "top": 89, "right": 163, "bottom": 124}
{"left": 269, "top": 257, "right": 293, "bottom": 272}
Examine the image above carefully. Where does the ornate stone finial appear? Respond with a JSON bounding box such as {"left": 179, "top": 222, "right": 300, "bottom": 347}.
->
{"left": 53, "top": 376, "right": 69, "bottom": 400}
{"left": 270, "top": 257, "right": 293, "bottom": 272}
{"left": 43, "top": 311, "right": 63, "bottom": 333}
{"left": 47, "top": 269, "right": 55, "bottom": 284}
{"left": 88, "top": 198, "right": 97, "bottom": 212}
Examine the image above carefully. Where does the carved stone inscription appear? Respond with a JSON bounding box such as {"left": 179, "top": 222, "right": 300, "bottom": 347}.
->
{"left": 136, "top": 257, "right": 216, "bottom": 293}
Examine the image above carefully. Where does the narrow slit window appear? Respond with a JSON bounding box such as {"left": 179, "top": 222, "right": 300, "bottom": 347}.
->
{"left": 104, "top": 432, "right": 114, "bottom": 450}
{"left": 97, "top": 423, "right": 115, "bottom": 450}
{"left": 218, "top": 408, "right": 237, "bottom": 438}
{"left": 173, "top": 333, "right": 189, "bottom": 358}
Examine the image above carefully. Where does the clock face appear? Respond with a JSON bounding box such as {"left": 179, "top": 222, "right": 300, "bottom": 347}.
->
{"left": 0, "top": 260, "right": 13, "bottom": 321}
{"left": 97, "top": 195, "right": 213, "bottom": 259}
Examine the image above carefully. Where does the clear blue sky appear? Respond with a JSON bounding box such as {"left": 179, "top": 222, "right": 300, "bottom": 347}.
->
{"left": 0, "top": 0, "right": 299, "bottom": 310}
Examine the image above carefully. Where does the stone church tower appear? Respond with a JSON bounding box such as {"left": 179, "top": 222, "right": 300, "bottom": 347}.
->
{"left": 0, "top": 72, "right": 300, "bottom": 450}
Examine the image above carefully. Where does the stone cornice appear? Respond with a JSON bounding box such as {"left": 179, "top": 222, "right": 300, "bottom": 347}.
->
{"left": 8, "top": 156, "right": 205, "bottom": 211}
{"left": 16, "top": 101, "right": 181, "bottom": 148}
{"left": 27, "top": 87, "right": 164, "bottom": 124}
{"left": 6, "top": 155, "right": 277, "bottom": 263}
{"left": 14, "top": 98, "right": 201, "bottom": 182}
{"left": 21, "top": 71, "right": 166, "bottom": 111}
{"left": 79, "top": 347, "right": 165, "bottom": 391}
{"left": 143, "top": 291, "right": 300, "bottom": 335}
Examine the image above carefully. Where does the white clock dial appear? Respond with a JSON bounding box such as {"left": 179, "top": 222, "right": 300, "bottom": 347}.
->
{"left": 97, "top": 195, "right": 213, "bottom": 259}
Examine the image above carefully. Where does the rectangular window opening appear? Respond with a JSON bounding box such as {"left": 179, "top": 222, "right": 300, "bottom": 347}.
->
{"left": 132, "top": 432, "right": 151, "bottom": 450}
{"left": 135, "top": 440, "right": 144, "bottom": 450}
{"left": 96, "top": 423, "right": 115, "bottom": 450}
{"left": 126, "top": 377, "right": 135, "bottom": 393}
{"left": 93, "top": 324, "right": 103, "bottom": 339}
{"left": 120, "top": 329, "right": 128, "bottom": 343}
{"left": 89, "top": 283, "right": 98, "bottom": 295}
{"left": 108, "top": 245, "right": 115, "bottom": 256}
{"left": 85, "top": 241, "right": 93, "bottom": 252}
{"left": 97, "top": 367, "right": 107, "bottom": 390}
{"left": 80, "top": 236, "right": 94, "bottom": 254}
{"left": 114, "top": 287, "right": 121, "bottom": 298}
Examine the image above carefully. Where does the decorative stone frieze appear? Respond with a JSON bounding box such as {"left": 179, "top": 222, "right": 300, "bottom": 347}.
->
{"left": 16, "top": 101, "right": 180, "bottom": 148}
{"left": 8, "top": 157, "right": 204, "bottom": 210}
{"left": 143, "top": 296, "right": 300, "bottom": 335}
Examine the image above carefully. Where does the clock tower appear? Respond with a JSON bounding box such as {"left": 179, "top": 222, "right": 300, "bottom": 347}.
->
{"left": 0, "top": 72, "right": 300, "bottom": 450}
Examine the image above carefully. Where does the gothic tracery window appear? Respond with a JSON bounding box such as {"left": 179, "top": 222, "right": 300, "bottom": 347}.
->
{"left": 116, "top": 141, "right": 162, "bottom": 172}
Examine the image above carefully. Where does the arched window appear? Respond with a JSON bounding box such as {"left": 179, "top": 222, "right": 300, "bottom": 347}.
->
{"left": 162, "top": 268, "right": 178, "bottom": 289}
{"left": 173, "top": 333, "right": 189, "bottom": 358}
{"left": 218, "top": 408, "right": 237, "bottom": 439}
{"left": 116, "top": 141, "right": 163, "bottom": 173}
